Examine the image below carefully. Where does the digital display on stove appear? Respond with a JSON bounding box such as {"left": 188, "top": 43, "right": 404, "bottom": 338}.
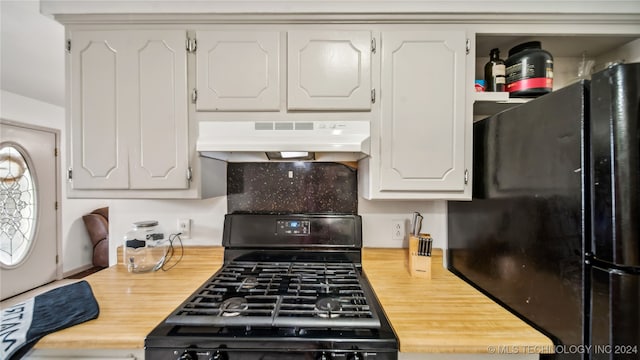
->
{"left": 276, "top": 219, "right": 310, "bottom": 235}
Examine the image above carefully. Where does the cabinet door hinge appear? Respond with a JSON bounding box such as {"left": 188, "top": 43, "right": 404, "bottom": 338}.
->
{"left": 186, "top": 37, "right": 197, "bottom": 53}
{"left": 66, "top": 39, "right": 71, "bottom": 53}
{"left": 187, "top": 167, "right": 193, "bottom": 181}
{"left": 371, "top": 37, "right": 377, "bottom": 53}
{"left": 67, "top": 168, "right": 73, "bottom": 181}
{"left": 371, "top": 89, "right": 376, "bottom": 104}
{"left": 56, "top": 254, "right": 59, "bottom": 264}
{"left": 55, "top": 201, "right": 59, "bottom": 210}
{"left": 464, "top": 169, "right": 469, "bottom": 185}
{"left": 54, "top": 147, "right": 59, "bottom": 157}
{"left": 191, "top": 89, "right": 198, "bottom": 103}
{"left": 465, "top": 39, "right": 470, "bottom": 55}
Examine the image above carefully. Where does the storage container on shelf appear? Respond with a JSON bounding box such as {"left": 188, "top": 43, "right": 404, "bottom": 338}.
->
{"left": 505, "top": 41, "right": 553, "bottom": 97}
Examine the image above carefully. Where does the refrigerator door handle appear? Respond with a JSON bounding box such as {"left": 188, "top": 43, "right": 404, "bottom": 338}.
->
{"left": 586, "top": 253, "right": 640, "bottom": 275}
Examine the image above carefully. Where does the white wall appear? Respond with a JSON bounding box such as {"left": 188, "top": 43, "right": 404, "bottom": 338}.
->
{"left": 596, "top": 38, "right": 640, "bottom": 69}
{"left": 105, "top": 188, "right": 446, "bottom": 266}
{"left": 1, "top": 1, "right": 64, "bottom": 107}
{"left": 359, "top": 199, "right": 447, "bottom": 249}
{"left": 107, "top": 197, "right": 227, "bottom": 265}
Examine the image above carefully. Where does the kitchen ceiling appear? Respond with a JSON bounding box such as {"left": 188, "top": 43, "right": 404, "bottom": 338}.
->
{"left": 1, "top": 0, "right": 65, "bottom": 107}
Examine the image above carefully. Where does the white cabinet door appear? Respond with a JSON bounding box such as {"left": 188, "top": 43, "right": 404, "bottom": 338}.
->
{"left": 69, "top": 30, "right": 189, "bottom": 190}
{"left": 70, "top": 31, "right": 129, "bottom": 189}
{"left": 287, "top": 30, "right": 372, "bottom": 110}
{"left": 128, "top": 31, "right": 189, "bottom": 189}
{"left": 196, "top": 31, "right": 281, "bottom": 111}
{"left": 379, "top": 30, "right": 467, "bottom": 192}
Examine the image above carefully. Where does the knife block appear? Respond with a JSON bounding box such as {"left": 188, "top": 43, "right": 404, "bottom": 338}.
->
{"left": 409, "top": 234, "right": 432, "bottom": 279}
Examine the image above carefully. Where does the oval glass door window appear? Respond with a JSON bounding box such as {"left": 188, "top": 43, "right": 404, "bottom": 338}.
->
{"left": 0, "top": 144, "right": 38, "bottom": 267}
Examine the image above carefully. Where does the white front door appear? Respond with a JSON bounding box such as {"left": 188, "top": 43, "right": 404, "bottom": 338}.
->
{"left": 0, "top": 121, "right": 59, "bottom": 300}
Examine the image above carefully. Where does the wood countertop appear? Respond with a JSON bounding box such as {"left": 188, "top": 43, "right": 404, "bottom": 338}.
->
{"left": 362, "top": 248, "right": 553, "bottom": 353}
{"left": 36, "top": 247, "right": 224, "bottom": 350}
{"left": 35, "top": 247, "right": 553, "bottom": 354}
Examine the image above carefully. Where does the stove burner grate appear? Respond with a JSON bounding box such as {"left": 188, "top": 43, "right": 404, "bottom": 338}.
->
{"left": 167, "top": 261, "right": 381, "bottom": 328}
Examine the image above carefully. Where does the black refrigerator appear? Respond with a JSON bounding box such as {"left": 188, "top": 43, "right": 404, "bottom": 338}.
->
{"left": 448, "top": 63, "right": 640, "bottom": 360}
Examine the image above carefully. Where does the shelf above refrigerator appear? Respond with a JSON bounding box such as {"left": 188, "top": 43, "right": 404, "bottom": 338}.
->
{"left": 473, "top": 92, "right": 530, "bottom": 116}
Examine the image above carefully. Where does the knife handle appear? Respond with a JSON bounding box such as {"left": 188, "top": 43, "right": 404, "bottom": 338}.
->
{"left": 409, "top": 234, "right": 432, "bottom": 279}
{"left": 411, "top": 212, "right": 419, "bottom": 235}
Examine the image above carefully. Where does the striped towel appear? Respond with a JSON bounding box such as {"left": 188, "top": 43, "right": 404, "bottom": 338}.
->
{"left": 1, "top": 280, "right": 99, "bottom": 359}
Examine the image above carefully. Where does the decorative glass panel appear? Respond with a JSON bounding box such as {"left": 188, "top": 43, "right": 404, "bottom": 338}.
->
{"left": 0, "top": 144, "right": 37, "bottom": 267}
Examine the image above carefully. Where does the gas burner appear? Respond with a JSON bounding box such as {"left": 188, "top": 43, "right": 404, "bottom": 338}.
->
{"left": 220, "top": 297, "right": 248, "bottom": 317}
{"left": 315, "top": 297, "right": 342, "bottom": 318}
{"left": 241, "top": 276, "right": 259, "bottom": 289}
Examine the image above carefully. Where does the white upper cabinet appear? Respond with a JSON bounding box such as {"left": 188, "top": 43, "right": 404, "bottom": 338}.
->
{"left": 195, "top": 31, "right": 281, "bottom": 111}
{"left": 70, "top": 31, "right": 128, "bottom": 189}
{"left": 380, "top": 30, "right": 466, "bottom": 192}
{"left": 128, "top": 33, "right": 190, "bottom": 189}
{"left": 287, "top": 30, "right": 373, "bottom": 110}
{"left": 69, "top": 30, "right": 189, "bottom": 191}
{"left": 360, "top": 29, "right": 470, "bottom": 199}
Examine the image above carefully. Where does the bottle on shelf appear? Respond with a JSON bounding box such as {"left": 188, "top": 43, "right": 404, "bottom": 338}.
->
{"left": 484, "top": 48, "right": 506, "bottom": 92}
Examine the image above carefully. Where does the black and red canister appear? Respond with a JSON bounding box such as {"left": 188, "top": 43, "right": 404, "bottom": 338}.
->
{"left": 505, "top": 41, "right": 553, "bottom": 97}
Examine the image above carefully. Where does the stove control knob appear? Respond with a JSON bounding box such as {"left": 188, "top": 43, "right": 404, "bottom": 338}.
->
{"left": 212, "top": 350, "right": 228, "bottom": 360}
{"left": 346, "top": 353, "right": 364, "bottom": 360}
{"left": 177, "top": 351, "right": 196, "bottom": 360}
{"left": 316, "top": 352, "right": 334, "bottom": 360}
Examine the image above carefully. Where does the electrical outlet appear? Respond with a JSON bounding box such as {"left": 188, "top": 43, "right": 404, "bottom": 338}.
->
{"left": 177, "top": 218, "right": 191, "bottom": 239}
{"left": 392, "top": 219, "right": 405, "bottom": 241}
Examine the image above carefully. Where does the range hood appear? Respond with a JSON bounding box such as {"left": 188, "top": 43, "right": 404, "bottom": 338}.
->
{"left": 197, "top": 121, "right": 370, "bottom": 162}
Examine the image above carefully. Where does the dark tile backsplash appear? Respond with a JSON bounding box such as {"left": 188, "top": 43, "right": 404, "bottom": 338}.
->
{"left": 227, "top": 162, "right": 357, "bottom": 214}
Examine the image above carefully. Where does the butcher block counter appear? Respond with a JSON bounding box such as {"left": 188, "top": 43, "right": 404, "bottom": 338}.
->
{"left": 34, "top": 247, "right": 553, "bottom": 356}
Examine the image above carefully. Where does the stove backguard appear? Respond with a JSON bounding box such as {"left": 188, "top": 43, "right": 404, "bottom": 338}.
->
{"left": 223, "top": 214, "right": 362, "bottom": 250}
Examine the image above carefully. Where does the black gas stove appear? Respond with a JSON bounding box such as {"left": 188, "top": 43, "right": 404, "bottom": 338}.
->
{"left": 145, "top": 214, "right": 398, "bottom": 360}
